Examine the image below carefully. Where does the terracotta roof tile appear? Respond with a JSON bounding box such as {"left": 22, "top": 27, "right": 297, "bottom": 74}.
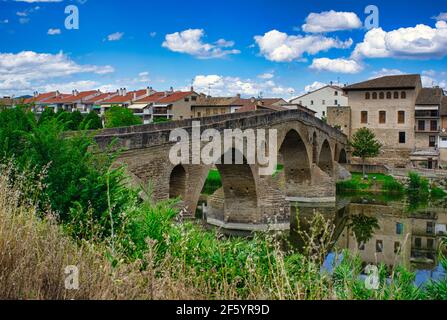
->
{"left": 344, "top": 74, "right": 421, "bottom": 91}
{"left": 156, "top": 91, "right": 195, "bottom": 104}
{"left": 416, "top": 87, "right": 444, "bottom": 105}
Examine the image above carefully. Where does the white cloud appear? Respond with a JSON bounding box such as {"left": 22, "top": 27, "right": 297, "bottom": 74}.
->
{"left": 302, "top": 10, "right": 362, "bottom": 33}
{"left": 258, "top": 72, "right": 274, "bottom": 79}
{"left": 254, "top": 29, "right": 353, "bottom": 62}
{"left": 0, "top": 51, "right": 114, "bottom": 96}
{"left": 191, "top": 74, "right": 295, "bottom": 99}
{"left": 310, "top": 57, "right": 363, "bottom": 73}
{"left": 370, "top": 68, "right": 404, "bottom": 79}
{"left": 107, "top": 32, "right": 124, "bottom": 41}
{"left": 47, "top": 28, "right": 61, "bottom": 35}
{"left": 421, "top": 70, "right": 447, "bottom": 89}
{"left": 162, "top": 29, "right": 240, "bottom": 59}
{"left": 304, "top": 81, "right": 326, "bottom": 93}
{"left": 40, "top": 80, "right": 99, "bottom": 93}
{"left": 352, "top": 21, "right": 447, "bottom": 60}
{"left": 433, "top": 12, "right": 447, "bottom": 21}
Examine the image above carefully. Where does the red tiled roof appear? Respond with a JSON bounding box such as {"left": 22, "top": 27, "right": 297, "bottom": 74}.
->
{"left": 84, "top": 93, "right": 116, "bottom": 103}
{"left": 156, "top": 91, "right": 195, "bottom": 104}
{"left": 24, "top": 92, "right": 59, "bottom": 104}
{"left": 134, "top": 92, "right": 166, "bottom": 103}
{"left": 43, "top": 94, "right": 72, "bottom": 104}
{"left": 56, "top": 91, "right": 100, "bottom": 103}
{"left": 101, "top": 89, "right": 149, "bottom": 104}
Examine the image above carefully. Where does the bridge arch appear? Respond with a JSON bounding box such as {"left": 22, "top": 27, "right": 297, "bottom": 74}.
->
{"left": 338, "top": 148, "right": 347, "bottom": 164}
{"left": 318, "top": 140, "right": 334, "bottom": 176}
{"left": 312, "top": 131, "right": 318, "bottom": 164}
{"left": 278, "top": 129, "right": 311, "bottom": 196}
{"left": 215, "top": 148, "right": 258, "bottom": 223}
{"left": 169, "top": 164, "right": 187, "bottom": 199}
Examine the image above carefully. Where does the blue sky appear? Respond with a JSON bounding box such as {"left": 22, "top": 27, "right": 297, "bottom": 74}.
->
{"left": 0, "top": 0, "right": 446, "bottom": 98}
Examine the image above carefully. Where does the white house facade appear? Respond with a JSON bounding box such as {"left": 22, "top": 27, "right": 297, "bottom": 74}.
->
{"left": 290, "top": 85, "right": 348, "bottom": 119}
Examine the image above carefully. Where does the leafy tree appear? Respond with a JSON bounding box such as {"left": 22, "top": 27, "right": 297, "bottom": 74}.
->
{"left": 350, "top": 128, "right": 382, "bottom": 176}
{"left": 38, "top": 108, "right": 56, "bottom": 125}
{"left": 0, "top": 107, "right": 35, "bottom": 159}
{"left": 80, "top": 111, "right": 103, "bottom": 130}
{"left": 104, "top": 106, "right": 142, "bottom": 129}
{"left": 67, "top": 110, "right": 84, "bottom": 131}
{"left": 348, "top": 213, "right": 380, "bottom": 246}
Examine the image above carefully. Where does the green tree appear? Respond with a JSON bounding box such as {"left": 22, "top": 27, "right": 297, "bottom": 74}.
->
{"left": 80, "top": 111, "right": 103, "bottom": 130}
{"left": 38, "top": 108, "right": 56, "bottom": 126}
{"left": 350, "top": 128, "right": 382, "bottom": 176}
{"left": 67, "top": 110, "right": 84, "bottom": 131}
{"left": 104, "top": 106, "right": 142, "bottom": 129}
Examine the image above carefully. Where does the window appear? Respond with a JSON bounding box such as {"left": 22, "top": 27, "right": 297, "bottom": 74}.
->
{"left": 387, "top": 92, "right": 392, "bottom": 99}
{"left": 372, "top": 92, "right": 378, "bottom": 99}
{"left": 429, "top": 136, "right": 436, "bottom": 147}
{"left": 396, "top": 223, "right": 403, "bottom": 235}
{"left": 379, "top": 92, "right": 385, "bottom": 99}
{"left": 359, "top": 242, "right": 365, "bottom": 251}
{"left": 335, "top": 91, "right": 338, "bottom": 96}
{"left": 197, "top": 112, "right": 201, "bottom": 117}
{"left": 415, "top": 238, "right": 422, "bottom": 248}
{"left": 184, "top": 97, "right": 190, "bottom": 102}
{"left": 394, "top": 242, "right": 401, "bottom": 254}
{"left": 401, "top": 91, "right": 406, "bottom": 99}
{"left": 379, "top": 111, "right": 386, "bottom": 124}
{"left": 191, "top": 96, "right": 197, "bottom": 101}
{"left": 427, "top": 239, "right": 434, "bottom": 249}
{"left": 365, "top": 92, "right": 371, "bottom": 100}
{"left": 418, "top": 120, "right": 425, "bottom": 131}
{"left": 213, "top": 109, "right": 218, "bottom": 115}
{"left": 398, "top": 111, "right": 405, "bottom": 124}
{"left": 322, "top": 111, "right": 326, "bottom": 117}
{"left": 334, "top": 100, "right": 338, "bottom": 105}
{"left": 427, "top": 222, "right": 434, "bottom": 234}
{"left": 221, "top": 108, "right": 226, "bottom": 114}
{"left": 322, "top": 100, "right": 326, "bottom": 105}
{"left": 394, "top": 91, "right": 399, "bottom": 99}
{"left": 361, "top": 111, "right": 368, "bottom": 124}
{"left": 311, "top": 100, "right": 314, "bottom": 105}
{"left": 430, "top": 120, "right": 438, "bottom": 131}
{"left": 376, "top": 240, "right": 383, "bottom": 253}
{"left": 399, "top": 132, "right": 406, "bottom": 144}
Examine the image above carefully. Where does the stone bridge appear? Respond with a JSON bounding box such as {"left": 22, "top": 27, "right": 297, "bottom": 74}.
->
{"left": 95, "top": 109, "right": 349, "bottom": 231}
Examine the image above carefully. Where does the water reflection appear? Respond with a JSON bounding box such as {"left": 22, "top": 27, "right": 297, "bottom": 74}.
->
{"left": 291, "top": 195, "right": 447, "bottom": 283}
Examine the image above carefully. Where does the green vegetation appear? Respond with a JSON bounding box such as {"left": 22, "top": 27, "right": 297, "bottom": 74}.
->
{"left": 350, "top": 128, "right": 382, "bottom": 176}
{"left": 201, "top": 169, "right": 222, "bottom": 195}
{"left": 80, "top": 111, "right": 103, "bottom": 130}
{"left": 1, "top": 107, "right": 446, "bottom": 300}
{"left": 337, "top": 173, "right": 404, "bottom": 194}
{"left": 104, "top": 106, "right": 142, "bottom": 128}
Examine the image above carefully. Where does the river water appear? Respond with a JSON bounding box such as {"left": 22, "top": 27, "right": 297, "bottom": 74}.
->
{"left": 292, "top": 194, "right": 447, "bottom": 286}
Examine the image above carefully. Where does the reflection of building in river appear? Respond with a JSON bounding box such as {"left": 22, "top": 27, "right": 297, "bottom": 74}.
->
{"left": 335, "top": 203, "right": 447, "bottom": 270}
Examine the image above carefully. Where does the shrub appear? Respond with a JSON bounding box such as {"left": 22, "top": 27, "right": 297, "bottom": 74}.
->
{"left": 104, "top": 106, "right": 142, "bottom": 128}
{"left": 80, "top": 111, "right": 103, "bottom": 130}
{"left": 382, "top": 178, "right": 404, "bottom": 194}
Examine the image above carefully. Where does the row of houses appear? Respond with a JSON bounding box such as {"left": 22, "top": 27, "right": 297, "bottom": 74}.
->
{"left": 18, "top": 87, "right": 315, "bottom": 125}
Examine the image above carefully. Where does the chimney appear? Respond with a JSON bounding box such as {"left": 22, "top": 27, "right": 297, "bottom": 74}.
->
{"left": 34, "top": 91, "right": 38, "bottom": 97}
{"left": 56, "top": 91, "right": 60, "bottom": 97}
{"left": 330, "top": 81, "right": 333, "bottom": 86}
{"left": 146, "top": 86, "right": 154, "bottom": 96}
{"left": 250, "top": 97, "right": 256, "bottom": 103}
{"left": 170, "top": 86, "right": 174, "bottom": 93}
{"left": 133, "top": 92, "right": 137, "bottom": 100}
{"left": 190, "top": 86, "right": 194, "bottom": 92}
{"left": 122, "top": 88, "right": 127, "bottom": 96}
{"left": 236, "top": 93, "right": 241, "bottom": 99}
{"left": 72, "top": 90, "right": 79, "bottom": 96}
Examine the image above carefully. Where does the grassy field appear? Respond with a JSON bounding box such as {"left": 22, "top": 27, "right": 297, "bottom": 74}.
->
{"left": 337, "top": 173, "right": 405, "bottom": 194}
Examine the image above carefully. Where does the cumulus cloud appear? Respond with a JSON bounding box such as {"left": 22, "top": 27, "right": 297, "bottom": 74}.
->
{"left": 370, "top": 68, "right": 404, "bottom": 79}
{"left": 162, "top": 29, "right": 240, "bottom": 59}
{"left": 191, "top": 74, "right": 295, "bottom": 98}
{"left": 433, "top": 12, "right": 447, "bottom": 21}
{"left": 302, "top": 10, "right": 362, "bottom": 33}
{"left": 107, "top": 32, "right": 124, "bottom": 41}
{"left": 421, "top": 70, "right": 447, "bottom": 89}
{"left": 254, "top": 29, "right": 353, "bottom": 62}
{"left": 0, "top": 51, "right": 114, "bottom": 95}
{"left": 310, "top": 57, "right": 363, "bottom": 73}
{"left": 352, "top": 21, "right": 447, "bottom": 60}
{"left": 47, "top": 28, "right": 61, "bottom": 35}
{"left": 258, "top": 72, "right": 274, "bottom": 79}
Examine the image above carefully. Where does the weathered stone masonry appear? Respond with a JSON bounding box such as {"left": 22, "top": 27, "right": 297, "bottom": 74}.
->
{"left": 95, "top": 110, "right": 349, "bottom": 230}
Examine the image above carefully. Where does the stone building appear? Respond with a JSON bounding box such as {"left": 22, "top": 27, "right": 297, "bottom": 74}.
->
{"left": 328, "top": 74, "right": 447, "bottom": 168}
{"left": 290, "top": 84, "right": 348, "bottom": 119}
{"left": 439, "top": 97, "right": 447, "bottom": 166}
